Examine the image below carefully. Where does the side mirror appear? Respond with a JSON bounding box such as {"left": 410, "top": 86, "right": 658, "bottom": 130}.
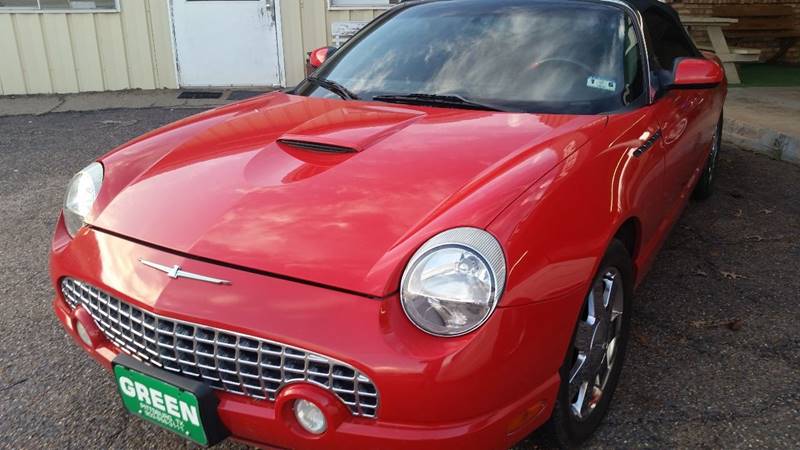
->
{"left": 669, "top": 57, "right": 724, "bottom": 89}
{"left": 309, "top": 46, "right": 337, "bottom": 69}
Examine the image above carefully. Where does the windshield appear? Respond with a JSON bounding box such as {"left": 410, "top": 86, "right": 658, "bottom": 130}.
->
{"left": 295, "top": 0, "right": 640, "bottom": 114}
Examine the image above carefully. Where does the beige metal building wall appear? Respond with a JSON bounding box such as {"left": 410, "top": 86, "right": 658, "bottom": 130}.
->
{"left": 0, "top": 0, "right": 177, "bottom": 95}
{"left": 280, "top": 0, "right": 386, "bottom": 86}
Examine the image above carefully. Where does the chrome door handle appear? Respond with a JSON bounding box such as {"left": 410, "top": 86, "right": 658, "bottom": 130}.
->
{"left": 633, "top": 129, "right": 662, "bottom": 157}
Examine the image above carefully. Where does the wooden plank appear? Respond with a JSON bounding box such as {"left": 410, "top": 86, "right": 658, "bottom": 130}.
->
{"left": 41, "top": 14, "right": 79, "bottom": 93}
{"left": 707, "top": 26, "right": 733, "bottom": 55}
{"left": 704, "top": 47, "right": 762, "bottom": 57}
{"left": 706, "top": 26, "right": 741, "bottom": 84}
{"left": 730, "top": 47, "right": 762, "bottom": 55}
{"left": 120, "top": 0, "right": 156, "bottom": 89}
{"left": 727, "top": 30, "right": 800, "bottom": 38}
{"left": 722, "top": 61, "right": 741, "bottom": 84}
{"left": 279, "top": 0, "right": 306, "bottom": 86}
{"left": 0, "top": 15, "right": 27, "bottom": 95}
{"left": 94, "top": 13, "right": 130, "bottom": 90}
{"left": 325, "top": 9, "right": 349, "bottom": 46}
{"left": 326, "top": 9, "right": 349, "bottom": 33}
{"left": 713, "top": 5, "right": 793, "bottom": 18}
{"left": 67, "top": 14, "right": 105, "bottom": 92}
{"left": 682, "top": 16, "right": 738, "bottom": 26}
{"left": 349, "top": 9, "right": 374, "bottom": 22}
{"left": 718, "top": 53, "right": 761, "bottom": 63}
{"left": 729, "top": 17, "right": 795, "bottom": 31}
{"left": 146, "top": 0, "right": 178, "bottom": 89}
{"left": 300, "top": 0, "right": 328, "bottom": 53}
{"left": 13, "top": 15, "right": 53, "bottom": 94}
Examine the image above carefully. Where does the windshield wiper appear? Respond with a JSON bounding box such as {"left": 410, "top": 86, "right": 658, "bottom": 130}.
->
{"left": 372, "top": 93, "right": 516, "bottom": 112}
{"left": 306, "top": 75, "right": 359, "bottom": 100}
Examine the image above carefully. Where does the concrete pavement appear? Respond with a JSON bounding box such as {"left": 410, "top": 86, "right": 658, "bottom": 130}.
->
{"left": 0, "top": 105, "right": 798, "bottom": 449}
{"left": 2, "top": 86, "right": 799, "bottom": 165}
{"left": 0, "top": 89, "right": 270, "bottom": 117}
{"left": 724, "top": 87, "right": 800, "bottom": 165}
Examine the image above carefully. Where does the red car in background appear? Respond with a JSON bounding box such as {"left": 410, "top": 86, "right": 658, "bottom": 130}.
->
{"left": 51, "top": 0, "right": 726, "bottom": 448}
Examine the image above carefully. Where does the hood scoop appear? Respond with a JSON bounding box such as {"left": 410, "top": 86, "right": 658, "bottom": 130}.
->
{"left": 278, "top": 105, "right": 425, "bottom": 153}
{"left": 278, "top": 138, "right": 356, "bottom": 154}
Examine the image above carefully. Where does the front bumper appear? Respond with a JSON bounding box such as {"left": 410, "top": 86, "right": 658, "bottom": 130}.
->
{"left": 51, "top": 221, "right": 568, "bottom": 450}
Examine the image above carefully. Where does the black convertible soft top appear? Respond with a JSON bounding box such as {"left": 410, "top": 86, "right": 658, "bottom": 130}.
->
{"left": 623, "top": 0, "right": 704, "bottom": 58}
{"left": 624, "top": 0, "right": 679, "bottom": 15}
{"left": 623, "top": 0, "right": 683, "bottom": 27}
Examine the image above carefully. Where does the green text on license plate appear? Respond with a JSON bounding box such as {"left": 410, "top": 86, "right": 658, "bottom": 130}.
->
{"left": 114, "top": 365, "right": 208, "bottom": 445}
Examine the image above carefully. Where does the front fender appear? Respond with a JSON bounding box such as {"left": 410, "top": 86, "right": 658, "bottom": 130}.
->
{"left": 488, "top": 108, "right": 667, "bottom": 311}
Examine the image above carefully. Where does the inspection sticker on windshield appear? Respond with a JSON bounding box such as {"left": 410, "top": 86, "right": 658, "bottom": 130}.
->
{"left": 587, "top": 77, "right": 617, "bottom": 92}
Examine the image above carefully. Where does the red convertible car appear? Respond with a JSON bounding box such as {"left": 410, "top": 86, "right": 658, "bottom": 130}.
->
{"left": 51, "top": 0, "right": 726, "bottom": 448}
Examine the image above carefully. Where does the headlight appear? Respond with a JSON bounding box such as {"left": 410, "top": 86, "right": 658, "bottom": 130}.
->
{"left": 401, "top": 228, "right": 506, "bottom": 337}
{"left": 63, "top": 162, "right": 103, "bottom": 237}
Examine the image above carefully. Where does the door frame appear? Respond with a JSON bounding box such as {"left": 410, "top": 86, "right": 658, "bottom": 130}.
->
{"left": 167, "top": 0, "right": 287, "bottom": 88}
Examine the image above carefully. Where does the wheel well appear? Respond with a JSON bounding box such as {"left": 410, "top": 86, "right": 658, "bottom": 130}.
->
{"left": 614, "top": 219, "right": 639, "bottom": 261}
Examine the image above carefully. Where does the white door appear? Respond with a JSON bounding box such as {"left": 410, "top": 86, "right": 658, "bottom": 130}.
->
{"left": 172, "top": 0, "right": 282, "bottom": 87}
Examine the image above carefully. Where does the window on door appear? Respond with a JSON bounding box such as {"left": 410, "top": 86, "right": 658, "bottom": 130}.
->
{"left": 622, "top": 16, "right": 644, "bottom": 106}
{"left": 0, "top": 0, "right": 117, "bottom": 10}
{"left": 643, "top": 9, "right": 697, "bottom": 71}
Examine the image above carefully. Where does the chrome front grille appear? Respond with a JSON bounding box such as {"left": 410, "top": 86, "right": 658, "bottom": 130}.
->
{"left": 61, "top": 278, "right": 378, "bottom": 418}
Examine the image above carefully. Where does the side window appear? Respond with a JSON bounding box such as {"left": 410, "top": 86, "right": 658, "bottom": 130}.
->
{"left": 622, "top": 17, "right": 644, "bottom": 105}
{"left": 643, "top": 10, "right": 696, "bottom": 71}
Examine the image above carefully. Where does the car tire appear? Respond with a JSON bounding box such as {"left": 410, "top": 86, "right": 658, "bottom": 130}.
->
{"left": 545, "top": 239, "right": 634, "bottom": 449}
{"left": 693, "top": 115, "right": 723, "bottom": 201}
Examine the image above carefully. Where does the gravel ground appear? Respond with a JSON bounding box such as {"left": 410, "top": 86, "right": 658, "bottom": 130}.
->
{"left": 0, "top": 108, "right": 798, "bottom": 450}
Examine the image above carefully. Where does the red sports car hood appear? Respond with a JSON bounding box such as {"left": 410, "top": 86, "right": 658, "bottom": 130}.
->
{"left": 91, "top": 93, "right": 606, "bottom": 297}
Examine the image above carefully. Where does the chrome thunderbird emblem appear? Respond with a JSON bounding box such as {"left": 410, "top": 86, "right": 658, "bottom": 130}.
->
{"left": 139, "top": 259, "right": 231, "bottom": 285}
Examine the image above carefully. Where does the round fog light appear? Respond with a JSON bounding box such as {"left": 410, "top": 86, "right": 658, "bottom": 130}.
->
{"left": 76, "top": 321, "right": 92, "bottom": 347}
{"left": 294, "top": 399, "right": 327, "bottom": 435}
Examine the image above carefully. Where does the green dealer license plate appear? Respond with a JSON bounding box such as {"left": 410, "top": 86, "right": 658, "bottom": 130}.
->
{"left": 113, "top": 355, "right": 228, "bottom": 446}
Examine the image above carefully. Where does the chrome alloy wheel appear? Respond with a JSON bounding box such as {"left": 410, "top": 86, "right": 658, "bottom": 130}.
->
{"left": 568, "top": 268, "right": 625, "bottom": 420}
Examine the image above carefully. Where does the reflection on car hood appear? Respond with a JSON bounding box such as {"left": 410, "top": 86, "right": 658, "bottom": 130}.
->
{"left": 91, "top": 92, "right": 606, "bottom": 297}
